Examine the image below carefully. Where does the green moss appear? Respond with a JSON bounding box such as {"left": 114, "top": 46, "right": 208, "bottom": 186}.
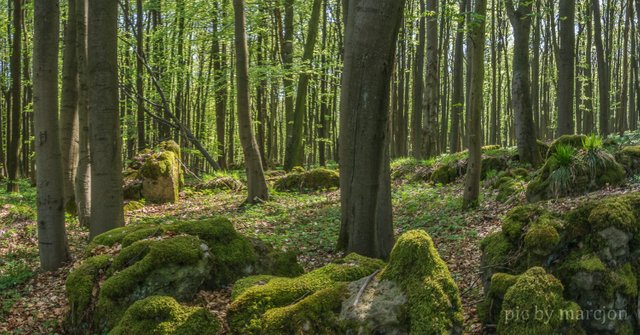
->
{"left": 66, "top": 255, "right": 112, "bottom": 322}
{"left": 100, "top": 236, "right": 203, "bottom": 301}
{"left": 124, "top": 201, "right": 145, "bottom": 213}
{"left": 547, "top": 135, "right": 587, "bottom": 158}
{"left": 588, "top": 198, "right": 637, "bottom": 233}
{"left": 381, "top": 230, "right": 463, "bottom": 334}
{"left": 109, "top": 296, "right": 218, "bottom": 335}
{"left": 510, "top": 168, "right": 530, "bottom": 178}
{"left": 501, "top": 204, "right": 544, "bottom": 242}
{"left": 482, "top": 145, "right": 501, "bottom": 151}
{"left": 88, "top": 225, "right": 154, "bottom": 251}
{"left": 558, "top": 252, "right": 606, "bottom": 274}
{"left": 274, "top": 168, "right": 339, "bottom": 192}
{"left": 524, "top": 224, "right": 560, "bottom": 256}
{"left": 227, "top": 253, "right": 384, "bottom": 334}
{"left": 261, "top": 284, "right": 347, "bottom": 334}
{"left": 231, "top": 275, "right": 276, "bottom": 300}
{"left": 268, "top": 251, "right": 304, "bottom": 277}
{"left": 621, "top": 145, "right": 640, "bottom": 157}
{"left": 480, "top": 232, "right": 513, "bottom": 271}
{"left": 431, "top": 163, "right": 461, "bottom": 185}
{"left": 121, "top": 227, "right": 162, "bottom": 248}
{"left": 489, "top": 273, "right": 518, "bottom": 297}
{"left": 496, "top": 177, "right": 523, "bottom": 202}
{"left": 141, "top": 151, "right": 176, "bottom": 180}
{"left": 611, "top": 264, "right": 638, "bottom": 297}
{"left": 497, "top": 267, "right": 582, "bottom": 335}
{"left": 159, "top": 140, "right": 181, "bottom": 158}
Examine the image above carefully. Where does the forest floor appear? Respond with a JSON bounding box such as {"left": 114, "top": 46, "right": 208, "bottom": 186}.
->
{"left": 1, "top": 176, "right": 639, "bottom": 335}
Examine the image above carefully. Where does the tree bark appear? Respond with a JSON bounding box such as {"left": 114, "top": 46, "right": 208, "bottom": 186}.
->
{"left": 88, "top": 0, "right": 124, "bottom": 238}
{"left": 60, "top": 0, "right": 79, "bottom": 213}
{"left": 135, "top": 0, "right": 146, "bottom": 150}
{"left": 34, "top": 0, "right": 69, "bottom": 271}
{"left": 284, "top": 0, "right": 322, "bottom": 170}
{"left": 557, "top": 0, "right": 575, "bottom": 136}
{"left": 506, "top": 0, "right": 541, "bottom": 167}
{"left": 592, "top": 0, "right": 609, "bottom": 136}
{"left": 75, "top": 0, "right": 91, "bottom": 228}
{"left": 7, "top": 0, "right": 22, "bottom": 192}
{"left": 411, "top": 0, "right": 425, "bottom": 159}
{"left": 421, "top": 0, "right": 439, "bottom": 158}
{"left": 463, "top": 0, "right": 487, "bottom": 208}
{"left": 233, "top": 0, "right": 269, "bottom": 204}
{"left": 337, "top": 0, "right": 405, "bottom": 259}
{"left": 449, "top": 0, "right": 466, "bottom": 153}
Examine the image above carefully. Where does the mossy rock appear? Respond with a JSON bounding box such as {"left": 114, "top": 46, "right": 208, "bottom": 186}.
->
{"left": 526, "top": 148, "right": 626, "bottom": 202}
{"left": 141, "top": 151, "right": 180, "bottom": 203}
{"left": 496, "top": 267, "right": 583, "bottom": 335}
{"left": 481, "top": 156, "right": 509, "bottom": 179}
{"left": 480, "top": 193, "right": 640, "bottom": 334}
{"left": 195, "top": 176, "right": 244, "bottom": 192}
{"left": 109, "top": 296, "right": 219, "bottom": 335}
{"left": 227, "top": 253, "right": 384, "bottom": 334}
{"left": 546, "top": 135, "right": 587, "bottom": 158}
{"left": 377, "top": 230, "right": 463, "bottom": 334}
{"left": 431, "top": 162, "right": 463, "bottom": 185}
{"left": 67, "top": 217, "right": 302, "bottom": 333}
{"left": 124, "top": 201, "right": 144, "bottom": 213}
{"left": 616, "top": 145, "right": 640, "bottom": 176}
{"left": 274, "top": 168, "right": 339, "bottom": 192}
{"left": 123, "top": 171, "right": 143, "bottom": 201}
{"left": 495, "top": 177, "right": 524, "bottom": 202}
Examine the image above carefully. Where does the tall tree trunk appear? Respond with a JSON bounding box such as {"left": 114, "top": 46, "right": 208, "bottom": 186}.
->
{"left": 75, "top": 0, "right": 91, "bottom": 227}
{"left": 506, "top": 0, "right": 542, "bottom": 166}
{"left": 34, "top": 0, "right": 68, "bottom": 271}
{"left": 618, "top": 1, "right": 631, "bottom": 134}
{"left": 421, "top": 0, "right": 439, "bottom": 158}
{"left": 592, "top": 0, "right": 609, "bottom": 136}
{"left": 136, "top": 0, "right": 146, "bottom": 150}
{"left": 233, "top": 0, "right": 269, "bottom": 204}
{"left": 284, "top": 0, "right": 322, "bottom": 170}
{"left": 337, "top": 0, "right": 405, "bottom": 259}
{"left": 88, "top": 0, "right": 124, "bottom": 238}
{"left": 60, "top": 0, "right": 79, "bottom": 213}
{"left": 449, "top": 0, "right": 466, "bottom": 153}
{"left": 7, "top": 0, "right": 22, "bottom": 192}
{"left": 463, "top": 0, "right": 487, "bottom": 208}
{"left": 557, "top": 0, "right": 575, "bottom": 136}
{"left": 411, "top": 0, "right": 425, "bottom": 159}
{"left": 281, "top": 0, "right": 294, "bottom": 165}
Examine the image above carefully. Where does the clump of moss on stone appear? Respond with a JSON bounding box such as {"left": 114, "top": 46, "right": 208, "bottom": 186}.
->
{"left": 431, "top": 163, "right": 462, "bottom": 185}
{"left": 380, "top": 230, "right": 463, "bottom": 334}
{"left": 231, "top": 275, "right": 276, "bottom": 300}
{"left": 524, "top": 223, "right": 560, "bottom": 256}
{"left": 194, "top": 176, "right": 244, "bottom": 192}
{"left": 274, "top": 168, "right": 339, "bottom": 192}
{"left": 227, "top": 253, "right": 384, "bottom": 334}
{"left": 497, "top": 267, "right": 583, "bottom": 335}
{"left": 587, "top": 198, "right": 637, "bottom": 233}
{"left": 66, "top": 255, "right": 112, "bottom": 329}
{"left": 480, "top": 232, "right": 513, "bottom": 273}
{"left": 109, "top": 296, "right": 219, "bottom": 335}
{"left": 547, "top": 135, "right": 587, "bottom": 158}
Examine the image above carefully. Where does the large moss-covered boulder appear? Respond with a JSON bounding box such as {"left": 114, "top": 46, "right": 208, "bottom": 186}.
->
{"left": 342, "top": 230, "right": 463, "bottom": 334}
{"left": 274, "top": 168, "right": 340, "bottom": 192}
{"left": 195, "top": 176, "right": 244, "bottom": 192}
{"left": 109, "top": 296, "right": 219, "bottom": 335}
{"left": 66, "top": 217, "right": 302, "bottom": 334}
{"left": 123, "top": 141, "right": 184, "bottom": 203}
{"left": 480, "top": 193, "right": 640, "bottom": 334}
{"left": 526, "top": 146, "right": 626, "bottom": 202}
{"left": 228, "top": 230, "right": 463, "bottom": 335}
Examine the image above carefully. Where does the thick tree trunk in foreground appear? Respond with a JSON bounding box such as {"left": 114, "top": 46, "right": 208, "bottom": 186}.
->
{"left": 337, "top": 0, "right": 405, "bottom": 259}
{"left": 60, "top": 0, "right": 79, "bottom": 213}
{"left": 34, "top": 0, "right": 68, "bottom": 271}
{"left": 557, "top": 0, "right": 575, "bottom": 136}
{"left": 463, "top": 0, "right": 487, "bottom": 209}
{"left": 506, "top": 0, "right": 541, "bottom": 167}
{"left": 88, "top": 0, "right": 124, "bottom": 238}
{"left": 233, "top": 0, "right": 269, "bottom": 204}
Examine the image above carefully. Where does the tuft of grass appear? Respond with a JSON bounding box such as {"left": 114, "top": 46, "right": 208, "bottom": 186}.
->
{"left": 582, "top": 134, "right": 603, "bottom": 151}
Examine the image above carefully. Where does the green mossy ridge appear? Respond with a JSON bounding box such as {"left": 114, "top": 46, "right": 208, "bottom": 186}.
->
{"left": 159, "top": 140, "right": 181, "bottom": 158}
{"left": 501, "top": 204, "right": 545, "bottom": 242}
{"left": 66, "top": 255, "right": 112, "bottom": 324}
{"left": 88, "top": 224, "right": 156, "bottom": 252}
{"left": 231, "top": 275, "right": 276, "bottom": 300}
{"left": 488, "top": 273, "right": 518, "bottom": 298}
{"left": 524, "top": 223, "right": 560, "bottom": 256}
{"left": 109, "top": 296, "right": 219, "bottom": 335}
{"left": 101, "top": 235, "right": 204, "bottom": 301}
{"left": 497, "top": 267, "right": 583, "bottom": 335}
{"left": 380, "top": 230, "right": 463, "bottom": 334}
{"left": 546, "top": 135, "right": 587, "bottom": 158}
{"left": 141, "top": 151, "right": 177, "bottom": 180}
{"left": 587, "top": 198, "right": 637, "bottom": 233}
{"left": 274, "top": 168, "right": 340, "bottom": 192}
{"left": 480, "top": 232, "right": 513, "bottom": 272}
{"left": 261, "top": 284, "right": 348, "bottom": 334}
{"left": 227, "top": 253, "right": 384, "bottom": 334}
{"left": 431, "top": 163, "right": 462, "bottom": 185}
{"left": 267, "top": 251, "right": 304, "bottom": 278}
{"left": 611, "top": 263, "right": 638, "bottom": 297}
{"left": 195, "top": 176, "right": 244, "bottom": 192}
{"left": 495, "top": 177, "right": 523, "bottom": 202}
{"left": 621, "top": 145, "right": 640, "bottom": 157}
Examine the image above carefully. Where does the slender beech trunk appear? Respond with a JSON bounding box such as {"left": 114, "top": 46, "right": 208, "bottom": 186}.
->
{"left": 34, "top": 0, "right": 68, "bottom": 271}
{"left": 233, "top": 0, "right": 269, "bottom": 204}
{"left": 75, "top": 0, "right": 90, "bottom": 227}
{"left": 449, "top": 0, "right": 466, "bottom": 153}
{"left": 284, "top": 0, "right": 322, "bottom": 170}
{"left": 337, "top": 0, "right": 405, "bottom": 259}
{"left": 421, "top": 0, "right": 439, "bottom": 158}
{"left": 412, "top": 0, "right": 425, "bottom": 158}
{"left": 463, "top": 0, "right": 487, "bottom": 209}
{"left": 7, "top": 0, "right": 22, "bottom": 192}
{"left": 136, "top": 0, "right": 145, "bottom": 150}
{"left": 506, "top": 0, "right": 542, "bottom": 166}
{"left": 592, "top": 0, "right": 609, "bottom": 136}
{"left": 60, "top": 0, "right": 79, "bottom": 213}
{"left": 557, "top": 0, "right": 575, "bottom": 136}
{"left": 88, "top": 0, "right": 124, "bottom": 238}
